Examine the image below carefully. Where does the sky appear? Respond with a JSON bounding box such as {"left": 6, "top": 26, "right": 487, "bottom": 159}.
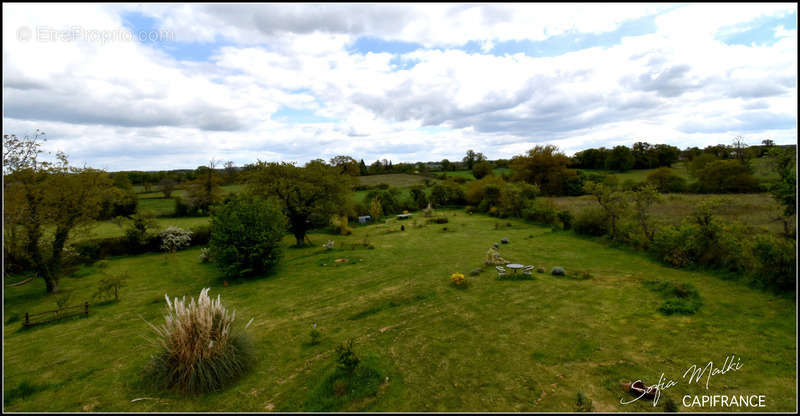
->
{"left": 2, "top": 3, "right": 797, "bottom": 171}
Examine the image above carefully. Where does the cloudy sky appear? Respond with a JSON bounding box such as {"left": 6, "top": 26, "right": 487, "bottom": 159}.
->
{"left": 2, "top": 3, "right": 797, "bottom": 171}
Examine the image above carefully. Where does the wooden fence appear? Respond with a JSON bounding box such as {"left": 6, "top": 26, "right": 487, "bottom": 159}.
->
{"left": 23, "top": 302, "right": 89, "bottom": 327}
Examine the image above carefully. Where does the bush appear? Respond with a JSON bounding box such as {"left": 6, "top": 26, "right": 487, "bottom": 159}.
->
{"left": 469, "top": 268, "right": 482, "bottom": 276}
{"left": 575, "top": 391, "right": 594, "bottom": 412}
{"left": 160, "top": 226, "right": 193, "bottom": 254}
{"left": 335, "top": 339, "right": 360, "bottom": 374}
{"left": 695, "top": 160, "right": 760, "bottom": 193}
{"left": 643, "top": 280, "right": 702, "bottom": 315}
{"left": 92, "top": 272, "right": 128, "bottom": 302}
{"left": 572, "top": 208, "right": 609, "bottom": 237}
{"left": 646, "top": 167, "right": 687, "bottom": 193}
{"left": 144, "top": 288, "right": 254, "bottom": 394}
{"left": 426, "top": 216, "right": 448, "bottom": 224}
{"left": 551, "top": 266, "right": 565, "bottom": 276}
{"left": 209, "top": 194, "right": 287, "bottom": 279}
{"left": 752, "top": 235, "right": 796, "bottom": 292}
{"left": 522, "top": 199, "right": 558, "bottom": 225}
{"left": 557, "top": 210, "right": 573, "bottom": 230}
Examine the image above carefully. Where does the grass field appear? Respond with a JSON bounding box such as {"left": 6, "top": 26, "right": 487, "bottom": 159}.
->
{"left": 441, "top": 168, "right": 510, "bottom": 179}
{"left": 549, "top": 193, "right": 785, "bottom": 234}
{"left": 578, "top": 163, "right": 692, "bottom": 184}
{"left": 357, "top": 174, "right": 433, "bottom": 187}
{"left": 4, "top": 210, "right": 795, "bottom": 412}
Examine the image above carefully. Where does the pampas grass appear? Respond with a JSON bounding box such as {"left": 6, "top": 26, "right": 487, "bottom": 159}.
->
{"left": 144, "top": 288, "right": 254, "bottom": 394}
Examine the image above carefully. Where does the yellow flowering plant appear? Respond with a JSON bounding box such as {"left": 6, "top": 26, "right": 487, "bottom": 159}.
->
{"left": 450, "top": 272, "right": 466, "bottom": 287}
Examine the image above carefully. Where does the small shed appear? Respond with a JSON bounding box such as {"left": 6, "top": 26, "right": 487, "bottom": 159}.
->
{"left": 358, "top": 215, "right": 372, "bottom": 224}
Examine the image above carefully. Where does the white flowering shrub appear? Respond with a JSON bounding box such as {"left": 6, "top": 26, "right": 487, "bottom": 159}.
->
{"left": 200, "top": 247, "right": 211, "bottom": 263}
{"left": 160, "top": 226, "right": 193, "bottom": 254}
{"left": 145, "top": 288, "right": 254, "bottom": 394}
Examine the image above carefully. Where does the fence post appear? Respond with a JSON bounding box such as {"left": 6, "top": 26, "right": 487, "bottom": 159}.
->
{"left": 84, "top": 301, "right": 89, "bottom": 317}
{"left": 25, "top": 312, "right": 29, "bottom": 326}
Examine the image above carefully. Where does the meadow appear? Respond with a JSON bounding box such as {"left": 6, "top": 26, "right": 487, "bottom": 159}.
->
{"left": 3, "top": 210, "right": 796, "bottom": 412}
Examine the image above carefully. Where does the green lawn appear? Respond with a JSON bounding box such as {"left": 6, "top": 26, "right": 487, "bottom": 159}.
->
{"left": 441, "top": 168, "right": 510, "bottom": 179}
{"left": 4, "top": 210, "right": 795, "bottom": 412}
{"left": 135, "top": 184, "right": 245, "bottom": 217}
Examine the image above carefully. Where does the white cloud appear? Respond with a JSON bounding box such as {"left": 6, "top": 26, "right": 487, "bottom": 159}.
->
{"left": 2, "top": 3, "right": 796, "bottom": 170}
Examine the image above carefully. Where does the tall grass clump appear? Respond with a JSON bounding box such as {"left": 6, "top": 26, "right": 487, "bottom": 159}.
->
{"left": 144, "top": 288, "right": 254, "bottom": 394}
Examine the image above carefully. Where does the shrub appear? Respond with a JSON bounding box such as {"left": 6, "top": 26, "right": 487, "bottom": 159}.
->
{"left": 335, "top": 339, "right": 360, "bottom": 374}
{"left": 160, "top": 226, "right": 193, "bottom": 254}
{"left": 469, "top": 268, "right": 482, "bottom": 276}
{"left": 501, "top": 238, "right": 509, "bottom": 244}
{"left": 551, "top": 266, "right": 565, "bottom": 276}
{"left": 575, "top": 391, "right": 594, "bottom": 412}
{"left": 144, "top": 288, "right": 254, "bottom": 394}
{"left": 752, "top": 235, "right": 796, "bottom": 292}
{"left": 209, "top": 194, "right": 287, "bottom": 279}
{"left": 521, "top": 198, "right": 558, "bottom": 225}
{"left": 663, "top": 397, "right": 679, "bottom": 412}
{"left": 558, "top": 210, "right": 573, "bottom": 230}
{"left": 426, "top": 216, "right": 448, "bottom": 224}
{"left": 572, "top": 208, "right": 609, "bottom": 237}
{"left": 646, "top": 167, "right": 687, "bottom": 193}
{"left": 695, "top": 160, "right": 760, "bottom": 193}
{"left": 643, "top": 280, "right": 702, "bottom": 315}
{"left": 92, "top": 272, "right": 128, "bottom": 302}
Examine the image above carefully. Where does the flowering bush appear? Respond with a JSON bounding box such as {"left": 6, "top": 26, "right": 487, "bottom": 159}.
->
{"left": 160, "top": 226, "right": 193, "bottom": 254}
{"left": 200, "top": 247, "right": 211, "bottom": 263}
{"left": 450, "top": 272, "right": 466, "bottom": 287}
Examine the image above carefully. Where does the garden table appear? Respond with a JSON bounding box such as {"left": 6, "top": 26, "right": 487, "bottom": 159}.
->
{"left": 506, "top": 263, "right": 525, "bottom": 274}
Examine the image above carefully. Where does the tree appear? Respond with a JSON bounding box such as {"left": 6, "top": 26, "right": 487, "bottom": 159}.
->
{"left": 732, "top": 136, "right": 747, "bottom": 162}
{"left": 688, "top": 153, "right": 718, "bottom": 178}
{"left": 585, "top": 181, "right": 628, "bottom": 240}
{"left": 472, "top": 161, "right": 493, "bottom": 179}
{"left": 440, "top": 159, "right": 452, "bottom": 172}
{"left": 245, "top": 161, "right": 354, "bottom": 246}
{"left": 762, "top": 139, "right": 775, "bottom": 147}
{"left": 695, "top": 160, "right": 760, "bottom": 193}
{"left": 628, "top": 184, "right": 662, "bottom": 243}
{"left": 223, "top": 161, "right": 237, "bottom": 184}
{"left": 159, "top": 177, "right": 178, "bottom": 198}
{"left": 4, "top": 133, "right": 112, "bottom": 293}
{"left": 765, "top": 147, "right": 796, "bottom": 236}
{"left": 369, "top": 197, "right": 383, "bottom": 221}
{"left": 358, "top": 159, "right": 368, "bottom": 176}
{"left": 605, "top": 145, "right": 635, "bottom": 172}
{"left": 510, "top": 145, "right": 580, "bottom": 196}
{"left": 329, "top": 155, "right": 360, "bottom": 176}
{"left": 183, "top": 159, "right": 224, "bottom": 214}
{"left": 462, "top": 149, "right": 486, "bottom": 170}
{"left": 209, "top": 193, "right": 287, "bottom": 278}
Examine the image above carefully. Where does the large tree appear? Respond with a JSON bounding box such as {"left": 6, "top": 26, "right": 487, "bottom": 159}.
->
{"left": 4, "top": 132, "right": 112, "bottom": 293}
{"left": 510, "top": 145, "right": 581, "bottom": 196}
{"left": 462, "top": 149, "right": 487, "bottom": 170}
{"left": 329, "top": 155, "right": 360, "bottom": 176}
{"left": 605, "top": 145, "right": 635, "bottom": 172}
{"left": 245, "top": 161, "right": 354, "bottom": 246}
{"left": 183, "top": 159, "right": 224, "bottom": 214}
